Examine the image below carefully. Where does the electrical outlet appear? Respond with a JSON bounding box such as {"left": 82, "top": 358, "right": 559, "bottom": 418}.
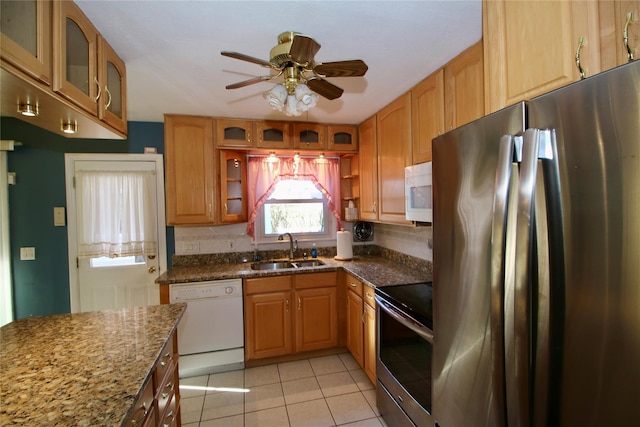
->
{"left": 20, "top": 247, "right": 35, "bottom": 260}
{"left": 182, "top": 242, "right": 200, "bottom": 254}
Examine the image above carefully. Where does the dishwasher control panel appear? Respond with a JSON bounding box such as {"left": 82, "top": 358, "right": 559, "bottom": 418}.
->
{"left": 169, "top": 279, "right": 242, "bottom": 301}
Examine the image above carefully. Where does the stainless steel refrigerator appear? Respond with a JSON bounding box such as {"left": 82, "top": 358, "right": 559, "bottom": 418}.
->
{"left": 432, "top": 60, "right": 640, "bottom": 427}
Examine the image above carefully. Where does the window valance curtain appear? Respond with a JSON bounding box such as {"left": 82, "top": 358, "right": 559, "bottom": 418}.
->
{"left": 76, "top": 169, "right": 157, "bottom": 258}
{"left": 246, "top": 156, "right": 342, "bottom": 238}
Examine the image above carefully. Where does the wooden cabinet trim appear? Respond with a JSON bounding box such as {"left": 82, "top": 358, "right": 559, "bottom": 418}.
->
{"left": 245, "top": 275, "right": 293, "bottom": 294}
{"left": 293, "top": 271, "right": 338, "bottom": 289}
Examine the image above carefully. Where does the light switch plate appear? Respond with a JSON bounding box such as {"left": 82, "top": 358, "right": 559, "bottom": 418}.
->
{"left": 20, "top": 247, "right": 35, "bottom": 260}
{"left": 54, "top": 207, "right": 66, "bottom": 226}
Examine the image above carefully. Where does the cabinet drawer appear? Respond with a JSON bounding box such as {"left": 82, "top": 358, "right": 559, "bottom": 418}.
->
{"left": 125, "top": 377, "right": 155, "bottom": 427}
{"left": 159, "top": 390, "right": 178, "bottom": 427}
{"left": 294, "top": 272, "right": 337, "bottom": 289}
{"left": 157, "top": 364, "right": 178, "bottom": 421}
{"left": 345, "top": 275, "right": 363, "bottom": 297}
{"left": 363, "top": 286, "right": 376, "bottom": 308}
{"left": 245, "top": 275, "right": 292, "bottom": 294}
{"left": 154, "top": 335, "right": 176, "bottom": 390}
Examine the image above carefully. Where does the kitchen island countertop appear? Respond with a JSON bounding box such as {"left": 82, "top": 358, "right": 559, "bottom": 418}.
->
{"left": 156, "top": 255, "right": 430, "bottom": 288}
{"left": 0, "top": 303, "right": 186, "bottom": 426}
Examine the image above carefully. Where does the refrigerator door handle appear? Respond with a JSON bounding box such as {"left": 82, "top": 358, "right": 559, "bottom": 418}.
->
{"left": 513, "top": 128, "right": 557, "bottom": 426}
{"left": 489, "top": 134, "right": 519, "bottom": 427}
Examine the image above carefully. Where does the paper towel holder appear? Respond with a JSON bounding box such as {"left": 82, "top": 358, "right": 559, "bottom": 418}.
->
{"left": 353, "top": 221, "right": 374, "bottom": 242}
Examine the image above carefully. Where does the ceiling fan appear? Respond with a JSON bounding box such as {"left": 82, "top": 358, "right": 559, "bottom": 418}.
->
{"left": 221, "top": 31, "right": 368, "bottom": 103}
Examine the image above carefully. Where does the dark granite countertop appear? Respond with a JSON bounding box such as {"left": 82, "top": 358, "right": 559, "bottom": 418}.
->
{"left": 156, "top": 250, "right": 431, "bottom": 289}
{"left": 0, "top": 303, "right": 186, "bottom": 427}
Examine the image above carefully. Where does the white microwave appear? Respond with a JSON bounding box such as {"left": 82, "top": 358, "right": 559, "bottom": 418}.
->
{"left": 405, "top": 162, "right": 432, "bottom": 222}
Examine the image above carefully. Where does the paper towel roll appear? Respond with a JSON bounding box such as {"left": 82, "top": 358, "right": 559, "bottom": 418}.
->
{"left": 336, "top": 230, "right": 353, "bottom": 260}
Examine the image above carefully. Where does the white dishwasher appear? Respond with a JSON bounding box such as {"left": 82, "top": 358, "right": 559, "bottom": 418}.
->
{"left": 170, "top": 278, "right": 244, "bottom": 378}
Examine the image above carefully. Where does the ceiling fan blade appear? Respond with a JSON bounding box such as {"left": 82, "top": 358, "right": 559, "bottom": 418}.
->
{"left": 314, "top": 60, "right": 369, "bottom": 77}
{"left": 307, "top": 78, "right": 344, "bottom": 100}
{"left": 221, "top": 51, "right": 274, "bottom": 68}
{"left": 225, "top": 75, "right": 273, "bottom": 90}
{"left": 289, "top": 34, "right": 321, "bottom": 65}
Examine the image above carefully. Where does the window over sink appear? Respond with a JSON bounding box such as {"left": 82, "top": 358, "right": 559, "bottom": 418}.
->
{"left": 247, "top": 155, "right": 342, "bottom": 243}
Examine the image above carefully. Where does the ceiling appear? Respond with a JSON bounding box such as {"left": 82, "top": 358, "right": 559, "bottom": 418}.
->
{"left": 75, "top": 1, "right": 482, "bottom": 125}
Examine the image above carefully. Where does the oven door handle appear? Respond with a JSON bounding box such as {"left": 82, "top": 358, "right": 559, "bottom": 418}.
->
{"left": 375, "top": 295, "right": 434, "bottom": 343}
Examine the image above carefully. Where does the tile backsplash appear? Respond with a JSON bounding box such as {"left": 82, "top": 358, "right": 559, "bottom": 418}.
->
{"left": 174, "top": 222, "right": 432, "bottom": 261}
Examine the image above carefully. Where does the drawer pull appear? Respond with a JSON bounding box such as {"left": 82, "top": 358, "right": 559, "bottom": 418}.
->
{"left": 163, "top": 410, "right": 175, "bottom": 427}
{"left": 349, "top": 282, "right": 357, "bottom": 287}
{"left": 162, "top": 381, "right": 175, "bottom": 399}
{"left": 130, "top": 402, "right": 148, "bottom": 425}
{"left": 160, "top": 352, "right": 172, "bottom": 367}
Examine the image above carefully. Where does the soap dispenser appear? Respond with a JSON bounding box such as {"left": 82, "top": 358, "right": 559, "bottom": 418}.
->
{"left": 311, "top": 243, "right": 317, "bottom": 258}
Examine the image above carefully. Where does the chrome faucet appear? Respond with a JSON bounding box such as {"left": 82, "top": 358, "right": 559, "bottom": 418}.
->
{"left": 278, "top": 233, "right": 298, "bottom": 260}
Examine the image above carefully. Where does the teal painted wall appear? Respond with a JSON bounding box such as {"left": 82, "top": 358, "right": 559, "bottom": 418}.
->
{"left": 1, "top": 118, "right": 174, "bottom": 319}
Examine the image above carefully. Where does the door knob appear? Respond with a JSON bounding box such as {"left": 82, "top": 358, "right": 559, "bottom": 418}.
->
{"left": 148, "top": 266, "right": 156, "bottom": 274}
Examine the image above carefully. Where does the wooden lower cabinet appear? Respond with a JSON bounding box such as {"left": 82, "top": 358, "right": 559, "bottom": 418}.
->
{"left": 345, "top": 273, "right": 377, "bottom": 384}
{"left": 363, "top": 286, "right": 377, "bottom": 385}
{"left": 245, "top": 290, "right": 294, "bottom": 359}
{"left": 244, "top": 272, "right": 338, "bottom": 361}
{"left": 295, "top": 287, "right": 338, "bottom": 352}
{"left": 125, "top": 330, "right": 181, "bottom": 427}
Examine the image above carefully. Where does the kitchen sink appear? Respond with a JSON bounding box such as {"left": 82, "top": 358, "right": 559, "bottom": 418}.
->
{"left": 250, "top": 259, "right": 325, "bottom": 270}
{"left": 293, "top": 260, "right": 325, "bottom": 268}
{"left": 251, "top": 261, "right": 296, "bottom": 270}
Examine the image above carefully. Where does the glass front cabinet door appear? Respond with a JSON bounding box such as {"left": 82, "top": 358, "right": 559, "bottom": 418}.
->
{"left": 328, "top": 125, "right": 358, "bottom": 152}
{"left": 220, "top": 150, "right": 247, "bottom": 223}
{"left": 293, "top": 123, "right": 327, "bottom": 150}
{"left": 0, "top": 0, "right": 51, "bottom": 84}
{"left": 256, "top": 121, "right": 291, "bottom": 149}
{"left": 53, "top": 0, "right": 99, "bottom": 115}
{"left": 98, "top": 36, "right": 126, "bottom": 133}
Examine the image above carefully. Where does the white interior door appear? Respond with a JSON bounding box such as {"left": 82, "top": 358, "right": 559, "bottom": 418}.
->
{"left": 65, "top": 154, "right": 166, "bottom": 313}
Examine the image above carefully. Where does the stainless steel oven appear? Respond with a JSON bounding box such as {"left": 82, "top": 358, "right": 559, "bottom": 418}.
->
{"left": 375, "top": 283, "right": 434, "bottom": 427}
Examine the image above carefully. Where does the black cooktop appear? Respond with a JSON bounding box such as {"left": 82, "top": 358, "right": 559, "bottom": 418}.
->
{"left": 375, "top": 282, "right": 433, "bottom": 330}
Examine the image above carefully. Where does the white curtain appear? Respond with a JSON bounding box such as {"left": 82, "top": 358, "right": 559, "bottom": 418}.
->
{"left": 246, "top": 156, "right": 341, "bottom": 238}
{"left": 76, "top": 169, "right": 157, "bottom": 258}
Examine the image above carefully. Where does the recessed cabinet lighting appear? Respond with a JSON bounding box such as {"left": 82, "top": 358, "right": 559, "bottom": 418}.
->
{"left": 61, "top": 121, "right": 78, "bottom": 134}
{"left": 17, "top": 103, "right": 38, "bottom": 117}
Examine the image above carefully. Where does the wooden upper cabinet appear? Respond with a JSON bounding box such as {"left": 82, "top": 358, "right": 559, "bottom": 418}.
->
{"left": 255, "top": 120, "right": 291, "bottom": 149}
{"left": 484, "top": 0, "right": 601, "bottom": 113}
{"left": 328, "top": 125, "right": 358, "bottom": 152}
{"left": 599, "top": 1, "right": 640, "bottom": 71}
{"left": 358, "top": 115, "right": 378, "bottom": 221}
{"left": 411, "top": 69, "right": 444, "bottom": 164}
{"left": 376, "top": 92, "right": 412, "bottom": 224}
{"left": 444, "top": 40, "right": 484, "bottom": 131}
{"left": 53, "top": 0, "right": 99, "bottom": 115}
{"left": 98, "top": 36, "right": 126, "bottom": 134}
{"left": 293, "top": 123, "right": 327, "bottom": 150}
{"left": 164, "top": 115, "right": 216, "bottom": 225}
{"left": 216, "top": 118, "right": 254, "bottom": 148}
{"left": 220, "top": 150, "right": 247, "bottom": 223}
{"left": 0, "top": 0, "right": 52, "bottom": 85}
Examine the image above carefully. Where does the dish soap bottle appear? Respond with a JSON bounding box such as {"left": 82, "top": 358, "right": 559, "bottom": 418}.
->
{"left": 311, "top": 243, "right": 317, "bottom": 258}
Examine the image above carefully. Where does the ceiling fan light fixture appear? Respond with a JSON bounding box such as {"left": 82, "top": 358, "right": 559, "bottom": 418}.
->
{"left": 295, "top": 83, "right": 318, "bottom": 111}
{"left": 264, "top": 84, "right": 288, "bottom": 112}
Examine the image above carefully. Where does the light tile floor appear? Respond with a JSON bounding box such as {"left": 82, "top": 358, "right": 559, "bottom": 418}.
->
{"left": 180, "top": 353, "right": 388, "bottom": 427}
